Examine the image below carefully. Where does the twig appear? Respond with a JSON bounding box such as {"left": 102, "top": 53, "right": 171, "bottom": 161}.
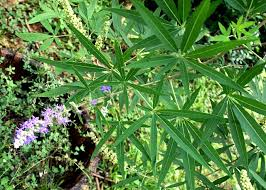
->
{"left": 95, "top": 175, "right": 101, "bottom": 190}
{"left": 91, "top": 172, "right": 113, "bottom": 183}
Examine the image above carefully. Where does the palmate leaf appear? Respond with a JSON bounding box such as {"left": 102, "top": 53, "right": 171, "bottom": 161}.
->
{"left": 157, "top": 138, "right": 178, "bottom": 186}
{"left": 157, "top": 115, "right": 211, "bottom": 171}
{"left": 232, "top": 102, "right": 266, "bottom": 154}
{"left": 154, "top": 0, "right": 180, "bottom": 23}
{"left": 181, "top": 0, "right": 210, "bottom": 52}
{"left": 228, "top": 102, "right": 248, "bottom": 167}
{"left": 232, "top": 94, "right": 266, "bottom": 115}
{"left": 177, "top": 0, "right": 191, "bottom": 23}
{"left": 131, "top": 0, "right": 178, "bottom": 51}
{"left": 68, "top": 24, "right": 111, "bottom": 68}
{"left": 186, "top": 39, "right": 254, "bottom": 59}
{"left": 184, "top": 59, "right": 245, "bottom": 93}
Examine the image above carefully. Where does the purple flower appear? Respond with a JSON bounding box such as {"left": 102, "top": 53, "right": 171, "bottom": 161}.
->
{"left": 100, "top": 85, "right": 111, "bottom": 93}
{"left": 13, "top": 105, "right": 71, "bottom": 148}
{"left": 56, "top": 117, "right": 70, "bottom": 126}
{"left": 91, "top": 99, "right": 98, "bottom": 106}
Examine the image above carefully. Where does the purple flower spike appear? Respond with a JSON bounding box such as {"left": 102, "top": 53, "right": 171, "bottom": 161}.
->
{"left": 91, "top": 99, "right": 98, "bottom": 106}
{"left": 100, "top": 85, "right": 111, "bottom": 93}
{"left": 14, "top": 105, "right": 71, "bottom": 149}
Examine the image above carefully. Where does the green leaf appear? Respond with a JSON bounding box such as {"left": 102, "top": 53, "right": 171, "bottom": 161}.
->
{"left": 232, "top": 94, "right": 266, "bottom": 115}
{"left": 201, "top": 97, "right": 228, "bottom": 140}
{"left": 153, "top": 76, "right": 164, "bottom": 108}
{"left": 181, "top": 125, "right": 195, "bottom": 190}
{"left": 237, "top": 62, "right": 266, "bottom": 87}
{"left": 184, "top": 59, "right": 245, "bottom": 92}
{"left": 113, "top": 176, "right": 141, "bottom": 188}
{"left": 207, "top": 0, "right": 223, "bottom": 18}
{"left": 29, "top": 12, "right": 58, "bottom": 24}
{"left": 157, "top": 115, "right": 211, "bottom": 171}
{"left": 252, "top": 1, "right": 266, "bottom": 14}
{"left": 183, "top": 87, "right": 200, "bottom": 110}
{"left": 249, "top": 169, "right": 266, "bottom": 188}
{"left": 35, "top": 85, "right": 83, "bottom": 97}
{"left": 66, "top": 89, "right": 88, "bottom": 104}
{"left": 106, "top": 8, "right": 173, "bottom": 28}
{"left": 114, "top": 115, "right": 150, "bottom": 146}
{"left": 90, "top": 125, "right": 116, "bottom": 160}
{"left": 35, "top": 57, "right": 106, "bottom": 73}
{"left": 154, "top": 0, "right": 180, "bottom": 23}
{"left": 73, "top": 67, "right": 90, "bottom": 89}
{"left": 39, "top": 38, "right": 54, "bottom": 51}
{"left": 117, "top": 124, "right": 125, "bottom": 177}
{"left": 186, "top": 40, "right": 254, "bottom": 59}
{"left": 187, "top": 122, "right": 231, "bottom": 176}
{"left": 128, "top": 55, "right": 177, "bottom": 69}
{"left": 124, "top": 29, "right": 180, "bottom": 59}
{"left": 87, "top": 0, "right": 97, "bottom": 19}
{"left": 106, "top": 8, "right": 143, "bottom": 23}
{"left": 232, "top": 102, "right": 266, "bottom": 154}
{"left": 16, "top": 32, "right": 51, "bottom": 42}
{"left": 224, "top": 0, "right": 247, "bottom": 12}
{"left": 114, "top": 41, "right": 125, "bottom": 79}
{"left": 228, "top": 103, "right": 248, "bottom": 167}
{"left": 157, "top": 138, "right": 178, "bottom": 186}
{"left": 181, "top": 0, "right": 210, "bottom": 52}
{"left": 128, "top": 83, "right": 159, "bottom": 96}
{"left": 128, "top": 134, "right": 151, "bottom": 161}
{"left": 157, "top": 109, "right": 223, "bottom": 122}
{"left": 180, "top": 59, "right": 189, "bottom": 95}
{"left": 195, "top": 172, "right": 223, "bottom": 190}
{"left": 177, "top": 0, "right": 191, "bottom": 22}
{"left": 68, "top": 24, "right": 111, "bottom": 68}
{"left": 150, "top": 115, "right": 157, "bottom": 175}
{"left": 131, "top": 0, "right": 178, "bottom": 51}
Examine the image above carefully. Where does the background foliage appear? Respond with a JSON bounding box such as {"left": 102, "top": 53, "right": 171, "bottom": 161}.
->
{"left": 1, "top": 0, "right": 266, "bottom": 189}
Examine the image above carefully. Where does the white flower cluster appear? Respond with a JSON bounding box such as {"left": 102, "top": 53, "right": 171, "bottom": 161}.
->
{"left": 240, "top": 170, "right": 254, "bottom": 190}
{"left": 59, "top": 0, "right": 87, "bottom": 36}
